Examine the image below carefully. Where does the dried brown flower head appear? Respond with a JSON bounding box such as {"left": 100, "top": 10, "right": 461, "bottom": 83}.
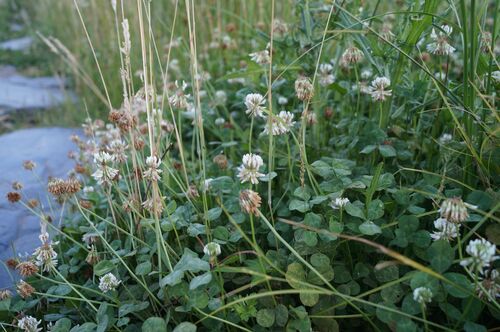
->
{"left": 23, "top": 160, "right": 36, "bottom": 170}
{"left": 239, "top": 189, "right": 262, "bottom": 216}
{"left": 7, "top": 191, "right": 21, "bottom": 203}
{"left": 6, "top": 258, "right": 19, "bottom": 269}
{"left": 134, "top": 137, "right": 145, "bottom": 150}
{"left": 75, "top": 164, "right": 87, "bottom": 174}
{"left": 324, "top": 107, "right": 333, "bottom": 119}
{"left": 12, "top": 181, "right": 23, "bottom": 190}
{"left": 187, "top": 185, "right": 200, "bottom": 199}
{"left": 79, "top": 200, "right": 93, "bottom": 209}
{"left": 47, "top": 178, "right": 81, "bottom": 200}
{"left": 295, "top": 76, "right": 314, "bottom": 101}
{"left": 16, "top": 262, "right": 39, "bottom": 278}
{"left": 86, "top": 245, "right": 99, "bottom": 265}
{"left": 16, "top": 280, "right": 35, "bottom": 298}
{"left": 213, "top": 154, "right": 228, "bottom": 170}
{"left": 27, "top": 199, "right": 39, "bottom": 209}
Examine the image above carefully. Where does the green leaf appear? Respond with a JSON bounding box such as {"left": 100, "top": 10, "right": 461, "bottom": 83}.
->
{"left": 443, "top": 273, "right": 473, "bottom": 298}
{"left": 189, "top": 272, "right": 212, "bottom": 290}
{"left": 289, "top": 199, "right": 310, "bottom": 213}
{"left": 119, "top": 302, "right": 149, "bottom": 317}
{"left": 311, "top": 160, "right": 334, "bottom": 178}
{"left": 344, "top": 202, "right": 365, "bottom": 219}
{"left": 173, "top": 322, "right": 197, "bottom": 332}
{"left": 174, "top": 249, "right": 210, "bottom": 273}
{"left": 294, "top": 186, "right": 311, "bottom": 201}
{"left": 70, "top": 323, "right": 97, "bottom": 332}
{"left": 359, "top": 221, "right": 382, "bottom": 235}
{"left": 464, "top": 322, "right": 487, "bottom": 332}
{"left": 50, "top": 318, "right": 72, "bottom": 332}
{"left": 0, "top": 299, "right": 10, "bottom": 311}
{"left": 93, "top": 260, "right": 115, "bottom": 276}
{"left": 142, "top": 317, "right": 167, "bottom": 332}
{"left": 286, "top": 263, "right": 306, "bottom": 289}
{"left": 256, "top": 308, "right": 275, "bottom": 327}
{"left": 135, "top": 261, "right": 152, "bottom": 276}
{"left": 206, "top": 207, "right": 222, "bottom": 221}
{"left": 367, "top": 199, "right": 384, "bottom": 220}
{"left": 360, "top": 145, "right": 377, "bottom": 154}
{"left": 378, "top": 145, "right": 397, "bottom": 157}
{"left": 427, "top": 240, "right": 454, "bottom": 273}
{"left": 274, "top": 304, "right": 289, "bottom": 327}
{"left": 160, "top": 270, "right": 184, "bottom": 287}
{"left": 300, "top": 292, "right": 319, "bottom": 307}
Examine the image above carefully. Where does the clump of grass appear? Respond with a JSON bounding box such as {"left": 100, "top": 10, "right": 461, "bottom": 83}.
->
{"left": 1, "top": 0, "right": 499, "bottom": 331}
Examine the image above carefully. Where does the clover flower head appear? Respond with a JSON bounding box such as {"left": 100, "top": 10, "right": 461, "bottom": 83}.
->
{"left": 367, "top": 76, "right": 392, "bottom": 101}
{"left": 203, "top": 242, "right": 222, "bottom": 257}
{"left": 427, "top": 25, "right": 456, "bottom": 55}
{"left": 245, "top": 93, "right": 266, "bottom": 118}
{"left": 413, "top": 287, "right": 433, "bottom": 306}
{"left": 143, "top": 155, "right": 162, "bottom": 181}
{"left": 17, "top": 316, "right": 42, "bottom": 332}
{"left": 237, "top": 153, "right": 264, "bottom": 184}
{"left": 331, "top": 197, "right": 350, "bottom": 209}
{"left": 460, "top": 239, "right": 498, "bottom": 271}
{"left": 99, "top": 273, "right": 121, "bottom": 293}
{"left": 263, "top": 111, "right": 295, "bottom": 136}
{"left": 430, "top": 217, "right": 460, "bottom": 242}
{"left": 239, "top": 189, "right": 262, "bottom": 216}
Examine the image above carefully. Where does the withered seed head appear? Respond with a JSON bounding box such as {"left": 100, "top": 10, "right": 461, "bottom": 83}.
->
{"left": 16, "top": 280, "right": 35, "bottom": 299}
{"left": 7, "top": 192, "right": 21, "bottom": 203}
{"left": 12, "top": 181, "right": 23, "bottom": 190}
{"left": 16, "top": 262, "right": 39, "bottom": 278}
{"left": 213, "top": 154, "right": 228, "bottom": 170}
{"left": 23, "top": 160, "right": 36, "bottom": 170}
{"left": 239, "top": 189, "right": 262, "bottom": 216}
{"left": 27, "top": 199, "right": 39, "bottom": 209}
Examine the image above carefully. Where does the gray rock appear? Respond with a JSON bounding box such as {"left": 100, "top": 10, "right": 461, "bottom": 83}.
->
{"left": 0, "top": 66, "right": 74, "bottom": 113}
{"left": 0, "top": 36, "right": 32, "bottom": 51}
{"left": 0, "top": 127, "right": 79, "bottom": 288}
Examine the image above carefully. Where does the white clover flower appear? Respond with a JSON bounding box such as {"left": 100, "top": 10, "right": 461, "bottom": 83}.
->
{"left": 340, "top": 46, "right": 364, "bottom": 66}
{"left": 203, "top": 242, "right": 221, "bottom": 257}
{"left": 143, "top": 156, "right": 162, "bottom": 182}
{"left": 17, "top": 316, "right": 42, "bottom": 332}
{"left": 361, "top": 69, "right": 372, "bottom": 80}
{"left": 413, "top": 287, "right": 433, "bottom": 306}
{"left": 215, "top": 117, "right": 225, "bottom": 126}
{"left": 245, "top": 93, "right": 266, "bottom": 118}
{"left": 492, "top": 70, "right": 500, "bottom": 83}
{"left": 367, "top": 77, "right": 392, "bottom": 101}
{"left": 427, "top": 25, "right": 456, "bottom": 55}
{"left": 108, "top": 140, "right": 128, "bottom": 163}
{"left": 92, "top": 152, "right": 119, "bottom": 186}
{"left": 318, "top": 63, "right": 335, "bottom": 86}
{"left": 237, "top": 153, "right": 264, "bottom": 184}
{"left": 83, "top": 186, "right": 94, "bottom": 194}
{"left": 460, "top": 239, "right": 498, "bottom": 271}
{"left": 99, "top": 273, "right": 121, "bottom": 293}
{"left": 331, "top": 197, "right": 350, "bottom": 209}
{"left": 168, "top": 81, "right": 190, "bottom": 109}
{"left": 214, "top": 90, "right": 227, "bottom": 105}
{"left": 380, "top": 22, "right": 395, "bottom": 41}
{"left": 33, "top": 222, "right": 58, "bottom": 273}
{"left": 278, "top": 96, "right": 288, "bottom": 105}
{"left": 430, "top": 217, "right": 460, "bottom": 242}
{"left": 249, "top": 50, "right": 270, "bottom": 65}
{"left": 439, "top": 133, "right": 452, "bottom": 144}
{"left": 263, "top": 111, "right": 295, "bottom": 136}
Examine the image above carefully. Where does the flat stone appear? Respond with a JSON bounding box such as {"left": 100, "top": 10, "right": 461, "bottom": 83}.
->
{"left": 0, "top": 127, "right": 79, "bottom": 288}
{"left": 0, "top": 67, "right": 73, "bottom": 113}
{"left": 0, "top": 36, "right": 32, "bottom": 51}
